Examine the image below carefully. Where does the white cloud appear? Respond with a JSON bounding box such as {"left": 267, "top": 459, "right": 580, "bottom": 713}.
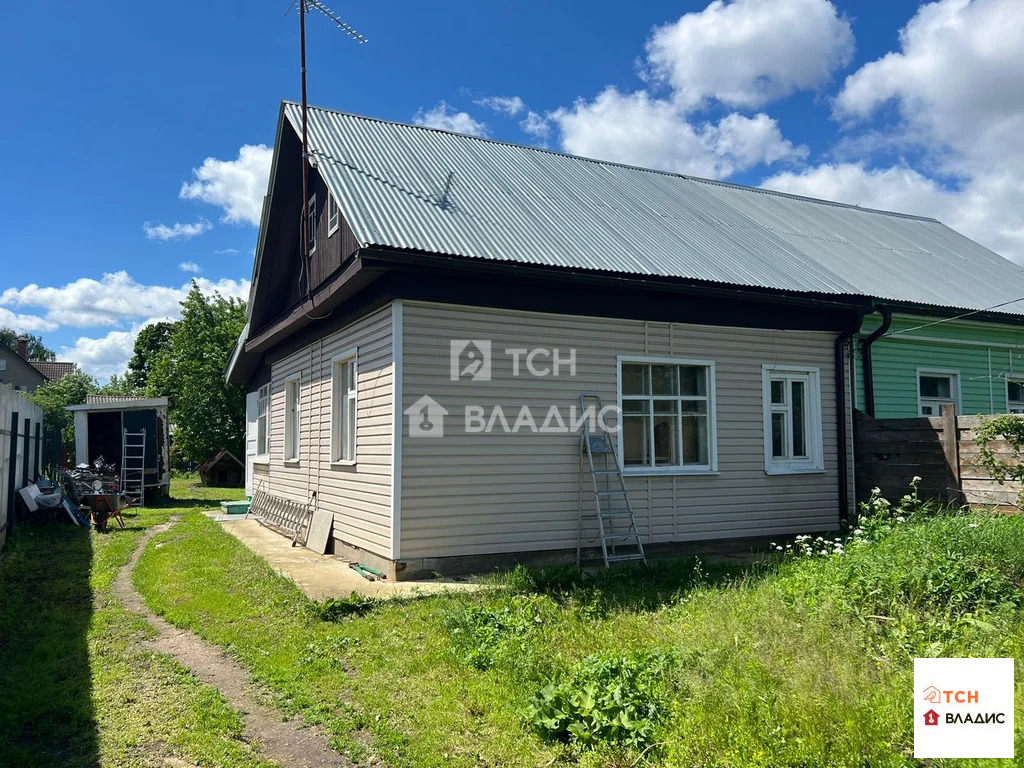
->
{"left": 835, "top": 0, "right": 1024, "bottom": 172}
{"left": 0, "top": 271, "right": 250, "bottom": 329}
{"left": 143, "top": 219, "right": 212, "bottom": 241}
{"left": 0, "top": 307, "right": 58, "bottom": 334}
{"left": 474, "top": 95, "right": 525, "bottom": 116}
{"left": 62, "top": 326, "right": 143, "bottom": 381}
{"left": 519, "top": 110, "right": 551, "bottom": 140}
{"left": 214, "top": 248, "right": 239, "bottom": 255}
{"left": 544, "top": 1, "right": 844, "bottom": 178}
{"left": 179, "top": 261, "right": 201, "bottom": 273}
{"left": 552, "top": 88, "right": 806, "bottom": 178}
{"left": 778, "top": 0, "right": 1024, "bottom": 263}
{"left": 646, "top": 0, "right": 854, "bottom": 110}
{"left": 180, "top": 144, "right": 273, "bottom": 226}
{"left": 413, "top": 102, "right": 487, "bottom": 136}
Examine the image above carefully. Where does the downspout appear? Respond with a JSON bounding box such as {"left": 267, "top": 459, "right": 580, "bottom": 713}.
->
{"left": 835, "top": 327, "right": 856, "bottom": 524}
{"left": 861, "top": 304, "right": 893, "bottom": 417}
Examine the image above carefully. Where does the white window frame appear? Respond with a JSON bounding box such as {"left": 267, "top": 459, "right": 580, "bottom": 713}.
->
{"left": 616, "top": 356, "right": 718, "bottom": 476}
{"left": 1007, "top": 376, "right": 1024, "bottom": 414}
{"left": 284, "top": 374, "right": 301, "bottom": 463}
{"left": 306, "top": 195, "right": 317, "bottom": 255}
{"left": 255, "top": 383, "right": 270, "bottom": 460}
{"left": 330, "top": 349, "right": 358, "bottom": 465}
{"left": 327, "top": 193, "right": 339, "bottom": 236}
{"left": 916, "top": 368, "right": 961, "bottom": 417}
{"left": 762, "top": 364, "right": 824, "bottom": 475}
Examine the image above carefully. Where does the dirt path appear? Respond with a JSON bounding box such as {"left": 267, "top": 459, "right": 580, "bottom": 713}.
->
{"left": 114, "top": 518, "right": 353, "bottom": 768}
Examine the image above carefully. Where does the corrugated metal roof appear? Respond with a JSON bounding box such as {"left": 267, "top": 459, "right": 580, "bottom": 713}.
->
{"left": 85, "top": 394, "right": 150, "bottom": 404}
{"left": 286, "top": 102, "right": 1024, "bottom": 317}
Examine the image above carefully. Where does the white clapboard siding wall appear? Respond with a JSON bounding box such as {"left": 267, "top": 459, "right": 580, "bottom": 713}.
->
{"left": 400, "top": 301, "right": 846, "bottom": 560}
{"left": 265, "top": 303, "right": 394, "bottom": 557}
{"left": 0, "top": 386, "right": 45, "bottom": 550}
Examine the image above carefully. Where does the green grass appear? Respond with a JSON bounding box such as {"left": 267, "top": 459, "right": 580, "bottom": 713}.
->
{"left": 133, "top": 499, "right": 1024, "bottom": 767}
{"left": 0, "top": 477, "right": 272, "bottom": 768}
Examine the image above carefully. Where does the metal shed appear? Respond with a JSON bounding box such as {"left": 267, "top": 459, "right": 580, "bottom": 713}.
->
{"left": 67, "top": 396, "right": 171, "bottom": 499}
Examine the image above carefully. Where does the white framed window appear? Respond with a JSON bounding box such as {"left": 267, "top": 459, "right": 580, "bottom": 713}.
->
{"left": 256, "top": 383, "right": 270, "bottom": 458}
{"left": 617, "top": 357, "right": 717, "bottom": 474}
{"left": 1007, "top": 377, "right": 1024, "bottom": 413}
{"left": 284, "top": 375, "right": 301, "bottom": 462}
{"left": 917, "top": 369, "right": 960, "bottom": 416}
{"left": 331, "top": 350, "right": 357, "bottom": 464}
{"left": 327, "top": 193, "right": 339, "bottom": 236}
{"left": 762, "top": 365, "right": 824, "bottom": 475}
{"left": 306, "top": 195, "right": 317, "bottom": 254}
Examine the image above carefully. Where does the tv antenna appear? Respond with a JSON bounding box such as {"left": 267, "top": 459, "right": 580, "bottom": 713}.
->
{"left": 287, "top": 0, "right": 367, "bottom": 285}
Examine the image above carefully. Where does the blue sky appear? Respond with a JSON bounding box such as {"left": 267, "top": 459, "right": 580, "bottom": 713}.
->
{"left": 2, "top": 0, "right": 1022, "bottom": 379}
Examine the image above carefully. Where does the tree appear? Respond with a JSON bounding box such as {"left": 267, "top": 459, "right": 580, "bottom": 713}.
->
{"left": 0, "top": 328, "right": 56, "bottom": 361}
{"left": 28, "top": 371, "right": 97, "bottom": 453}
{"left": 156, "top": 283, "right": 246, "bottom": 465}
{"left": 126, "top": 321, "right": 176, "bottom": 390}
{"left": 97, "top": 373, "right": 140, "bottom": 397}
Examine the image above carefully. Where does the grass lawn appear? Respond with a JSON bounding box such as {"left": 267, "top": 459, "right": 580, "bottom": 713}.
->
{"left": 0, "top": 475, "right": 274, "bottom": 768}
{"left": 133, "top": 489, "right": 1024, "bottom": 768}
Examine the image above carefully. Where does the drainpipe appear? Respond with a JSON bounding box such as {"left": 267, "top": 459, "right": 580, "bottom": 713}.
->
{"left": 831, "top": 303, "right": 864, "bottom": 528}
{"left": 861, "top": 304, "right": 893, "bottom": 417}
{"left": 835, "top": 328, "right": 856, "bottom": 524}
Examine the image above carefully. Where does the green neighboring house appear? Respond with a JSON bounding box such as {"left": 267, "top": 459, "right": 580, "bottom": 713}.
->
{"left": 855, "top": 312, "right": 1024, "bottom": 418}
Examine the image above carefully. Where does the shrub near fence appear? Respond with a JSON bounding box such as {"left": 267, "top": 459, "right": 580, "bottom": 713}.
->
{"left": 854, "top": 404, "right": 1023, "bottom": 510}
{"left": 0, "top": 386, "right": 47, "bottom": 551}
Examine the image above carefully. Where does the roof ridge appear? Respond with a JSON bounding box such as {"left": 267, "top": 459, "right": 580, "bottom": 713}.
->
{"left": 284, "top": 100, "right": 941, "bottom": 224}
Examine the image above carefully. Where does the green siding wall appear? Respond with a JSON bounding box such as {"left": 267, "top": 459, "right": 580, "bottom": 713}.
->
{"left": 855, "top": 314, "right": 1024, "bottom": 418}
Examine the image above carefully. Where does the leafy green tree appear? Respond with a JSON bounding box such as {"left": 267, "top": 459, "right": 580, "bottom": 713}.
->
{"left": 157, "top": 283, "right": 246, "bottom": 465}
{"left": 0, "top": 328, "right": 56, "bottom": 361}
{"left": 126, "top": 321, "right": 176, "bottom": 390}
{"left": 28, "top": 371, "right": 97, "bottom": 453}
{"left": 97, "top": 373, "right": 141, "bottom": 397}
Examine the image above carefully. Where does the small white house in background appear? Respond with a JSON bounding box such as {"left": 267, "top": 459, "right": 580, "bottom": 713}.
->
{"left": 67, "top": 395, "right": 171, "bottom": 498}
{"left": 226, "top": 102, "right": 1022, "bottom": 579}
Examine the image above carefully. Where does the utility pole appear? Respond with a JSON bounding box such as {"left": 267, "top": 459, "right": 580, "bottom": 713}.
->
{"left": 291, "top": 0, "right": 367, "bottom": 277}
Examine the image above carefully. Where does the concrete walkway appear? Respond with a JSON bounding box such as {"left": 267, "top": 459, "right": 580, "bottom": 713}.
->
{"left": 215, "top": 516, "right": 483, "bottom": 600}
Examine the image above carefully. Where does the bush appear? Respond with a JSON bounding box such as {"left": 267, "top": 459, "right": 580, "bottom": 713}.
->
{"left": 526, "top": 649, "right": 679, "bottom": 751}
{"left": 310, "top": 593, "right": 378, "bottom": 621}
{"left": 442, "top": 594, "right": 556, "bottom": 670}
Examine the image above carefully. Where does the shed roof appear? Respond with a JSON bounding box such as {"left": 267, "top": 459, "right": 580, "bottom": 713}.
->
{"left": 286, "top": 101, "right": 1024, "bottom": 317}
{"left": 67, "top": 396, "right": 169, "bottom": 412}
{"left": 197, "top": 448, "right": 244, "bottom": 475}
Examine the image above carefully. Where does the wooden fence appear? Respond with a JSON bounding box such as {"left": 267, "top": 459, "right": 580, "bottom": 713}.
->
{"left": 854, "top": 405, "right": 1022, "bottom": 510}
{"left": 0, "top": 387, "right": 47, "bottom": 551}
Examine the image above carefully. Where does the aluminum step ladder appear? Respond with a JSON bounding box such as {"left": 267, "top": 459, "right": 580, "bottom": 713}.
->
{"left": 121, "top": 429, "right": 146, "bottom": 505}
{"left": 576, "top": 393, "right": 646, "bottom": 568}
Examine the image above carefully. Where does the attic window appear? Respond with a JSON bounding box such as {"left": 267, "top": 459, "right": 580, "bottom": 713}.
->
{"left": 327, "top": 193, "right": 339, "bottom": 236}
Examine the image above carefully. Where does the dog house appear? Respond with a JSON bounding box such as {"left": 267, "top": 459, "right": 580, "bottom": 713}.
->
{"left": 67, "top": 395, "right": 171, "bottom": 499}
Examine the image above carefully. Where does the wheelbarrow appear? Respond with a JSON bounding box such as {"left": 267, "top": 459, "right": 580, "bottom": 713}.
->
{"left": 82, "top": 493, "right": 128, "bottom": 531}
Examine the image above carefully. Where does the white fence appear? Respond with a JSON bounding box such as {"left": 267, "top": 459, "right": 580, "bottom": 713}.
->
{"left": 0, "top": 386, "right": 45, "bottom": 550}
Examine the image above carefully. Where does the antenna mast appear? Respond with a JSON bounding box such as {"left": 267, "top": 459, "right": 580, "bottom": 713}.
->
{"left": 295, "top": 0, "right": 367, "bottom": 285}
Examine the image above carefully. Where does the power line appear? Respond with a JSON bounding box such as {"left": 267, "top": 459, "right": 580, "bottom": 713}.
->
{"left": 885, "top": 295, "right": 1024, "bottom": 337}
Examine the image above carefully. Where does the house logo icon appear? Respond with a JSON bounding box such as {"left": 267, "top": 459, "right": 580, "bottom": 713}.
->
{"left": 923, "top": 709, "right": 940, "bottom": 727}
{"left": 922, "top": 685, "right": 941, "bottom": 704}
{"left": 450, "top": 340, "right": 491, "bottom": 382}
{"left": 405, "top": 395, "right": 448, "bottom": 438}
